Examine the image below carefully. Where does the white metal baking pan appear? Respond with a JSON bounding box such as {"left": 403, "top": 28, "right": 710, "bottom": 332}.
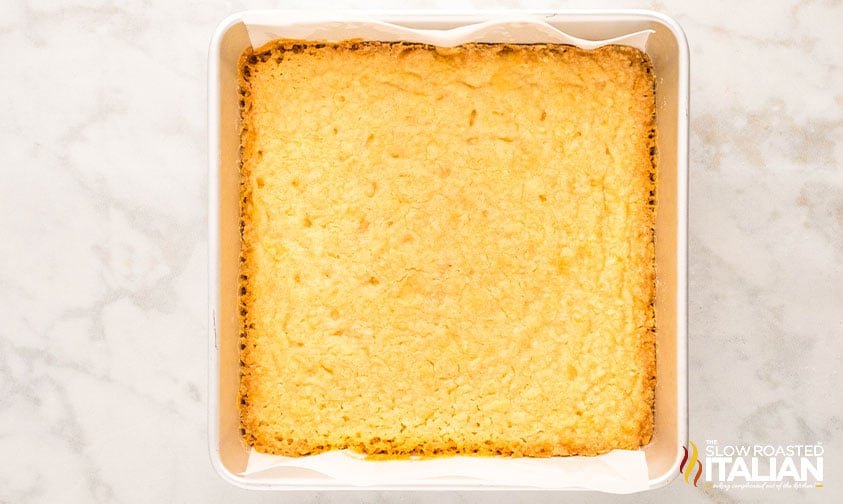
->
{"left": 209, "top": 9, "right": 688, "bottom": 491}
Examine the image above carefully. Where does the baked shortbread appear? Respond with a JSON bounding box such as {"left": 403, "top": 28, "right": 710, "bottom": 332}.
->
{"left": 238, "top": 40, "right": 657, "bottom": 457}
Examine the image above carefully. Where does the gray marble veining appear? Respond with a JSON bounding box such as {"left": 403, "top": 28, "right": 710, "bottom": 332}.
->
{"left": 0, "top": 0, "right": 840, "bottom": 503}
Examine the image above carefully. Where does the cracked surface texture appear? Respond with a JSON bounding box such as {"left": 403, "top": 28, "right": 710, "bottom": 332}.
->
{"left": 238, "top": 41, "right": 656, "bottom": 457}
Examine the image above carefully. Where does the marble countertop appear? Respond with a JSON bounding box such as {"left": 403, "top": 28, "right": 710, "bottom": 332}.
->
{"left": 1, "top": 0, "right": 840, "bottom": 503}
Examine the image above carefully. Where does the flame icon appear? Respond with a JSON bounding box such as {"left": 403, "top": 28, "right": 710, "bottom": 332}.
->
{"left": 680, "top": 441, "right": 703, "bottom": 486}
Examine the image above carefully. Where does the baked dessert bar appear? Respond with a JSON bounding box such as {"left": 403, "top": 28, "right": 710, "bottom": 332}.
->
{"left": 238, "top": 40, "right": 656, "bottom": 457}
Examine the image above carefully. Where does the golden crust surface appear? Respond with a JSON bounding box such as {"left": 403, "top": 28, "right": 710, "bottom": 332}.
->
{"left": 238, "top": 40, "right": 656, "bottom": 457}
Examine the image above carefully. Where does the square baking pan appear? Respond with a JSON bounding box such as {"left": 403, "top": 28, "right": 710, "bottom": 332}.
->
{"left": 208, "top": 9, "right": 688, "bottom": 491}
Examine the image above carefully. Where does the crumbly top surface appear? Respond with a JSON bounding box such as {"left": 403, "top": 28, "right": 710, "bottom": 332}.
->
{"left": 238, "top": 40, "right": 656, "bottom": 457}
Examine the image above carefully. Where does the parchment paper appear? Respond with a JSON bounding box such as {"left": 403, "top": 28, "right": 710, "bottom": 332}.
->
{"left": 236, "top": 12, "right": 654, "bottom": 493}
{"left": 242, "top": 12, "right": 652, "bottom": 50}
{"left": 243, "top": 448, "right": 649, "bottom": 492}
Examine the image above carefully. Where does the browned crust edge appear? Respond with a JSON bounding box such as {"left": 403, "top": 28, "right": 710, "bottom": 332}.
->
{"left": 237, "top": 39, "right": 657, "bottom": 457}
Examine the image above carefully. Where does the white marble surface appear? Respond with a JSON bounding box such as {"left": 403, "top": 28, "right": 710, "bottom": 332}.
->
{"left": 1, "top": 0, "right": 841, "bottom": 502}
